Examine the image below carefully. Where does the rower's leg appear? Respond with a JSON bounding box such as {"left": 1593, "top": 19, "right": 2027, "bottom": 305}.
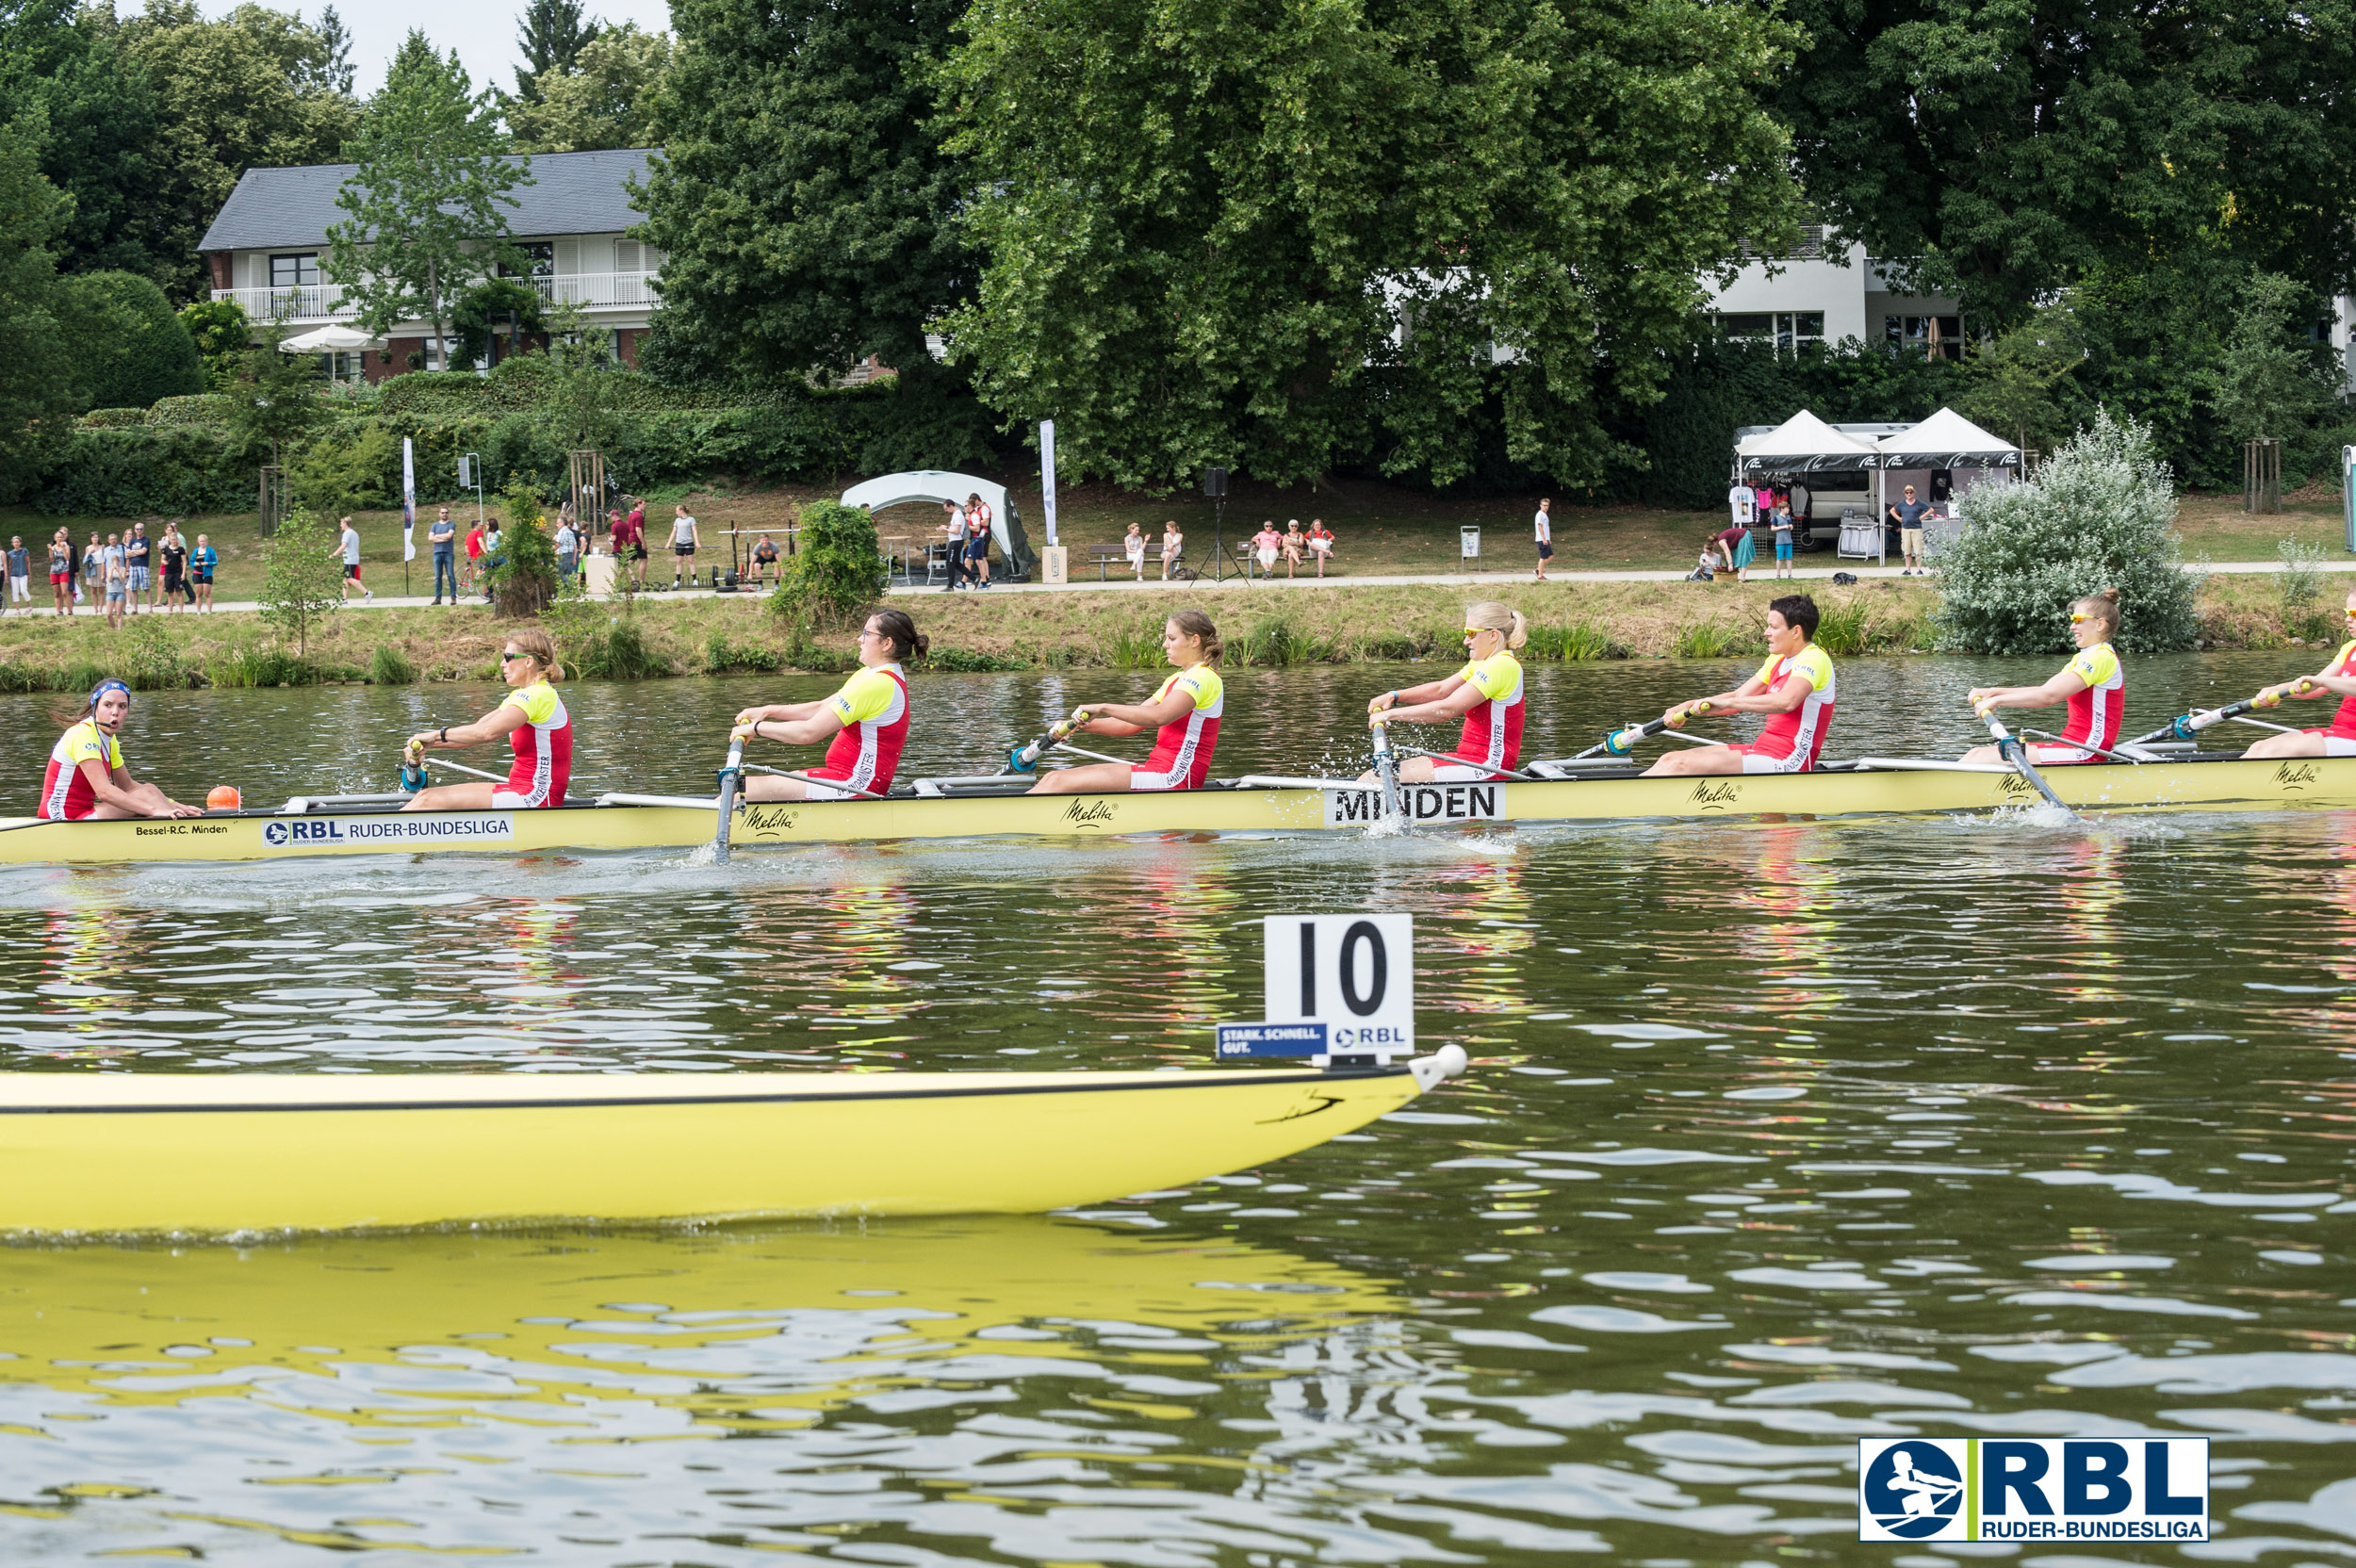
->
{"left": 1642, "top": 745, "right": 1746, "bottom": 777}
{"left": 1026, "top": 762, "right": 1135, "bottom": 795}
{"left": 2242, "top": 728, "right": 2329, "bottom": 760}
{"left": 742, "top": 775, "right": 817, "bottom": 802}
{"left": 401, "top": 781, "right": 499, "bottom": 812}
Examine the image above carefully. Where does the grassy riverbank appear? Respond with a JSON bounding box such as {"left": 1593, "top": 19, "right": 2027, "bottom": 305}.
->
{"left": 0, "top": 572, "right": 2334, "bottom": 694}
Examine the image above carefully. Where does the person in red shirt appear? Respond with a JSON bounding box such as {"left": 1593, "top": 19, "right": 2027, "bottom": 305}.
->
{"left": 39, "top": 681, "right": 203, "bottom": 821}
{"left": 464, "top": 519, "right": 486, "bottom": 592}
{"left": 613, "top": 502, "right": 649, "bottom": 589}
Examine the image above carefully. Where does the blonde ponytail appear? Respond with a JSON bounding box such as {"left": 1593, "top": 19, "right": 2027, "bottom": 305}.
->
{"left": 1465, "top": 601, "right": 1529, "bottom": 650}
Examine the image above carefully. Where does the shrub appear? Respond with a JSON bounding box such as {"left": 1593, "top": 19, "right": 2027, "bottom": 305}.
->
{"left": 60, "top": 270, "right": 205, "bottom": 410}
{"left": 1812, "top": 597, "right": 1871, "bottom": 656}
{"left": 703, "top": 630, "right": 782, "bottom": 673}
{"left": 80, "top": 407, "right": 146, "bottom": 429}
{"left": 1525, "top": 621, "right": 1623, "bottom": 661}
{"left": 369, "top": 644, "right": 417, "bottom": 684}
{"left": 148, "top": 394, "right": 236, "bottom": 427}
{"left": 486, "top": 482, "right": 562, "bottom": 617}
{"left": 178, "top": 297, "right": 251, "bottom": 390}
{"left": 289, "top": 424, "right": 401, "bottom": 519}
{"left": 1673, "top": 620, "right": 1751, "bottom": 659}
{"left": 926, "top": 646, "right": 1025, "bottom": 672}
{"left": 1934, "top": 410, "right": 2200, "bottom": 654}
{"left": 452, "top": 279, "right": 548, "bottom": 367}
{"left": 2277, "top": 538, "right": 2331, "bottom": 642}
{"left": 770, "top": 501, "right": 885, "bottom": 629}
{"left": 123, "top": 618, "right": 188, "bottom": 690}
{"left": 207, "top": 641, "right": 319, "bottom": 688}
{"left": 27, "top": 427, "right": 251, "bottom": 516}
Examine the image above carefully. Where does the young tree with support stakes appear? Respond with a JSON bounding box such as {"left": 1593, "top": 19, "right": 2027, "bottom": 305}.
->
{"left": 257, "top": 506, "right": 344, "bottom": 662}
{"left": 326, "top": 30, "right": 529, "bottom": 372}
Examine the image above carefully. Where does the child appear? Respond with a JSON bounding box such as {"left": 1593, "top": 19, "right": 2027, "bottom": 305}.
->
{"left": 1770, "top": 501, "right": 1795, "bottom": 580}
{"left": 1687, "top": 540, "right": 1717, "bottom": 582}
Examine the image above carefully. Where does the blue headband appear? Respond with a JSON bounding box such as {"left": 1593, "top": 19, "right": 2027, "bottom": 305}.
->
{"left": 90, "top": 679, "right": 129, "bottom": 707}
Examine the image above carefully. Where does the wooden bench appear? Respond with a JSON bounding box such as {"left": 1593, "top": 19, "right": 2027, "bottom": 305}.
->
{"left": 1088, "top": 546, "right": 1139, "bottom": 580}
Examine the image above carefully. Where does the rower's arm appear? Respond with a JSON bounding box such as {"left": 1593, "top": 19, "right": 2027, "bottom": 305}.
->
{"left": 734, "top": 699, "right": 826, "bottom": 727}
{"left": 420, "top": 704, "right": 527, "bottom": 750}
{"left": 1380, "top": 676, "right": 1479, "bottom": 727}
{"left": 1969, "top": 671, "right": 2088, "bottom": 711}
{"left": 748, "top": 710, "right": 844, "bottom": 746}
{"left": 78, "top": 759, "right": 150, "bottom": 815}
{"left": 1666, "top": 674, "right": 1765, "bottom": 721}
{"left": 1368, "top": 675, "right": 1461, "bottom": 718}
{"left": 1081, "top": 688, "right": 1197, "bottom": 732}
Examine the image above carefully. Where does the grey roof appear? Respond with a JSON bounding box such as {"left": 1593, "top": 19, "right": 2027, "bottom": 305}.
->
{"left": 198, "top": 148, "right": 655, "bottom": 252}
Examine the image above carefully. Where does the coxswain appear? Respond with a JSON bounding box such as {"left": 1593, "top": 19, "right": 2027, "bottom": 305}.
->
{"left": 1363, "top": 600, "right": 1529, "bottom": 781}
{"left": 1962, "top": 588, "right": 2123, "bottom": 763}
{"left": 38, "top": 679, "right": 202, "bottom": 820}
{"left": 1643, "top": 595, "right": 1835, "bottom": 776}
{"left": 402, "top": 629, "right": 572, "bottom": 809}
{"left": 730, "top": 609, "right": 925, "bottom": 799}
{"left": 1027, "top": 611, "right": 1222, "bottom": 793}
{"left": 2242, "top": 587, "right": 2356, "bottom": 758}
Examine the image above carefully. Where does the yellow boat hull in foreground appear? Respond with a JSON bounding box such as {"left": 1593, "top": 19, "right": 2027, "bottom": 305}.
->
{"left": 0, "top": 753, "right": 2349, "bottom": 864}
{"left": 0, "top": 1062, "right": 1450, "bottom": 1234}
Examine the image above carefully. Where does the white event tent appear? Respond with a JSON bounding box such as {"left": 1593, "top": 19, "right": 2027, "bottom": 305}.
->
{"left": 1873, "top": 408, "right": 2021, "bottom": 564}
{"left": 1733, "top": 406, "right": 2021, "bottom": 564}
{"left": 1733, "top": 410, "right": 1880, "bottom": 474}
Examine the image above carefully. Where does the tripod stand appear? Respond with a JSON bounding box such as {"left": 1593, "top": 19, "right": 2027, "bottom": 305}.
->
{"left": 1202, "top": 466, "right": 1236, "bottom": 581}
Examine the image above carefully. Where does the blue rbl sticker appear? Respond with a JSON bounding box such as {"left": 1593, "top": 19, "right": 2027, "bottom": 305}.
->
{"left": 1857, "top": 1438, "right": 2208, "bottom": 1543}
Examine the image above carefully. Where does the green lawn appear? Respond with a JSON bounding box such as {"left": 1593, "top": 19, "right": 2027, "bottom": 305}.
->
{"left": 0, "top": 475, "right": 2343, "bottom": 606}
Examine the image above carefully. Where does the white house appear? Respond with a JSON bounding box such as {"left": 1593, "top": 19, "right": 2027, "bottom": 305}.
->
{"left": 198, "top": 147, "right": 663, "bottom": 380}
{"left": 1710, "top": 225, "right": 2356, "bottom": 389}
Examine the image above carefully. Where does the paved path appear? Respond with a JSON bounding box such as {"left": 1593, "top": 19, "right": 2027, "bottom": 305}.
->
{"left": 25, "top": 555, "right": 2330, "bottom": 618}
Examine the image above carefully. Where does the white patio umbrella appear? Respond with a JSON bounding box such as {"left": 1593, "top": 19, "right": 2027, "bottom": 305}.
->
{"left": 277, "top": 323, "right": 383, "bottom": 353}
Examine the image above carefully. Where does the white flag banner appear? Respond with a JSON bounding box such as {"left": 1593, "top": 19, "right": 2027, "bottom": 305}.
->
{"left": 1039, "top": 420, "right": 1059, "bottom": 546}
{"left": 401, "top": 437, "right": 417, "bottom": 560}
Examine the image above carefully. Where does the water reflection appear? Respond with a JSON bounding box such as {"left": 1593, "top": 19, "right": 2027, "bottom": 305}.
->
{"left": 0, "top": 656, "right": 2352, "bottom": 1563}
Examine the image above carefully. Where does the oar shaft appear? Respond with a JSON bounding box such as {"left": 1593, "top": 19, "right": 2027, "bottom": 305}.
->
{"left": 1371, "top": 719, "right": 1399, "bottom": 821}
{"left": 714, "top": 734, "right": 744, "bottom": 860}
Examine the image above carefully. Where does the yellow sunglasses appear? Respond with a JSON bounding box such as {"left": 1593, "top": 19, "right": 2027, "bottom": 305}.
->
{"left": 1463, "top": 626, "right": 1493, "bottom": 638}
{"left": 2069, "top": 612, "right": 2088, "bottom": 624}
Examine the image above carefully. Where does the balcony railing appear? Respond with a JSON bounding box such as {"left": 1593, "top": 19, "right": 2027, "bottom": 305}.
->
{"left": 211, "top": 270, "right": 661, "bottom": 324}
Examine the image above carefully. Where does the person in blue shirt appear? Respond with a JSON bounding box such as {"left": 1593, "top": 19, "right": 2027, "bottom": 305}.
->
{"left": 428, "top": 506, "right": 458, "bottom": 604}
{"left": 191, "top": 533, "right": 217, "bottom": 612}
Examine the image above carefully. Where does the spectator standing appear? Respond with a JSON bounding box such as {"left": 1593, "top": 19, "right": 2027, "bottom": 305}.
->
{"left": 338, "top": 515, "right": 371, "bottom": 600}
{"left": 1769, "top": 500, "right": 1795, "bottom": 580}
{"left": 123, "top": 523, "right": 150, "bottom": 612}
{"left": 1533, "top": 497, "right": 1553, "bottom": 582}
{"left": 611, "top": 504, "right": 647, "bottom": 590}
{"left": 6, "top": 537, "right": 27, "bottom": 612}
{"left": 1159, "top": 520, "right": 1184, "bottom": 581}
{"left": 669, "top": 505, "right": 699, "bottom": 588}
{"left": 480, "top": 518, "right": 503, "bottom": 602}
{"left": 966, "top": 492, "right": 994, "bottom": 574}
{"left": 428, "top": 506, "right": 457, "bottom": 604}
{"left": 102, "top": 541, "right": 127, "bottom": 629}
{"left": 1307, "top": 518, "right": 1334, "bottom": 577}
{"left": 940, "top": 499, "right": 968, "bottom": 591}
{"left": 1889, "top": 483, "right": 1933, "bottom": 576}
{"left": 191, "top": 534, "right": 217, "bottom": 612}
{"left": 80, "top": 531, "right": 102, "bottom": 604}
{"left": 464, "top": 516, "right": 487, "bottom": 591}
{"left": 553, "top": 513, "right": 579, "bottom": 586}
{"left": 48, "top": 531, "right": 74, "bottom": 616}
{"left": 157, "top": 526, "right": 187, "bottom": 613}
{"left": 964, "top": 510, "right": 991, "bottom": 588}
{"left": 1282, "top": 519, "right": 1305, "bottom": 578}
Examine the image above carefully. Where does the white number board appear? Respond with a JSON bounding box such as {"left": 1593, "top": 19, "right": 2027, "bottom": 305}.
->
{"left": 1262, "top": 914, "right": 1414, "bottom": 1054}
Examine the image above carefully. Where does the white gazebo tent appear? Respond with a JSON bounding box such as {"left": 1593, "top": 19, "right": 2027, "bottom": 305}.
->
{"left": 1733, "top": 410, "right": 1881, "bottom": 474}
{"left": 1874, "top": 407, "right": 2021, "bottom": 565}
{"left": 840, "top": 470, "right": 1035, "bottom": 580}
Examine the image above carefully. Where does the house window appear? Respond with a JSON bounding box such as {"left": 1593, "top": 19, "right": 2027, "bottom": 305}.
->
{"left": 1887, "top": 315, "right": 1965, "bottom": 360}
{"left": 269, "top": 253, "right": 319, "bottom": 288}
{"left": 1718, "top": 312, "right": 1824, "bottom": 353}
{"left": 503, "top": 242, "right": 555, "bottom": 278}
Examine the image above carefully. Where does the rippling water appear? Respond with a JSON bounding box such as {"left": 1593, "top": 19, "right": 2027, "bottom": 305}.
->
{"left": 2, "top": 654, "right": 2352, "bottom": 1564}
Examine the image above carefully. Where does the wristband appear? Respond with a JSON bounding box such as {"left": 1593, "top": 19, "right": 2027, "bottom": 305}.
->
{"left": 438, "top": 727, "right": 447, "bottom": 743}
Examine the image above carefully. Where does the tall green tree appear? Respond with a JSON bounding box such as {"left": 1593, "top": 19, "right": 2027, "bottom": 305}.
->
{"left": 118, "top": 2, "right": 360, "bottom": 301}
{"left": 326, "top": 31, "right": 530, "bottom": 366}
{"left": 57, "top": 270, "right": 205, "bottom": 410}
{"left": 642, "top": 0, "right": 972, "bottom": 383}
{"left": 515, "top": 0, "right": 598, "bottom": 102}
{"left": 0, "top": 120, "right": 77, "bottom": 493}
{"left": 508, "top": 23, "right": 668, "bottom": 152}
{"left": 1957, "top": 298, "right": 2085, "bottom": 454}
{"left": 256, "top": 504, "right": 342, "bottom": 660}
{"left": 2211, "top": 272, "right": 2334, "bottom": 445}
{"left": 935, "top": 0, "right": 1801, "bottom": 489}
{"left": 227, "top": 324, "right": 328, "bottom": 466}
{"left": 0, "top": 0, "right": 164, "bottom": 283}
{"left": 1773, "top": 0, "right": 2356, "bottom": 324}
{"left": 310, "top": 4, "right": 354, "bottom": 95}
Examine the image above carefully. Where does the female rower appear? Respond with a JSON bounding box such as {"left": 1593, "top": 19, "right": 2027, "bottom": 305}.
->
{"left": 38, "top": 679, "right": 203, "bottom": 820}
{"left": 1028, "top": 610, "right": 1223, "bottom": 793}
{"left": 1364, "top": 600, "right": 1529, "bottom": 781}
{"left": 730, "top": 609, "right": 926, "bottom": 799}
{"left": 1961, "top": 588, "right": 2122, "bottom": 763}
{"left": 2243, "top": 586, "right": 2356, "bottom": 758}
{"left": 1643, "top": 595, "right": 1835, "bottom": 776}
{"left": 402, "top": 629, "right": 572, "bottom": 810}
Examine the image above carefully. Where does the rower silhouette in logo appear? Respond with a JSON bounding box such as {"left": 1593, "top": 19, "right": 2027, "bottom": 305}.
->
{"left": 1864, "top": 1442, "right": 1963, "bottom": 1537}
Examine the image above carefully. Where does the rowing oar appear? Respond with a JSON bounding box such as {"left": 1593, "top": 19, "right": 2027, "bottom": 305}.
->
{"left": 1975, "top": 701, "right": 2076, "bottom": 817}
{"left": 713, "top": 732, "right": 744, "bottom": 862}
{"left": 1008, "top": 709, "right": 1088, "bottom": 774}
{"left": 1382, "top": 740, "right": 1541, "bottom": 782}
{"left": 1371, "top": 718, "right": 1400, "bottom": 822}
{"left": 1566, "top": 701, "right": 1714, "bottom": 762}
{"left": 2120, "top": 698, "right": 2261, "bottom": 752}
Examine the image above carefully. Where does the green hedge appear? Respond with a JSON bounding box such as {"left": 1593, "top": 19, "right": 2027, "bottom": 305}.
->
{"left": 374, "top": 357, "right": 794, "bottom": 417}
{"left": 30, "top": 427, "right": 254, "bottom": 516}
{"left": 149, "top": 394, "right": 237, "bottom": 427}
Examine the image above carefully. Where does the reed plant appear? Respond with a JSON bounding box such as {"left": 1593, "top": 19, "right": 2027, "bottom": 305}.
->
{"left": 1672, "top": 620, "right": 1744, "bottom": 660}
{"left": 368, "top": 644, "right": 417, "bottom": 684}
{"left": 1100, "top": 620, "right": 1165, "bottom": 668}
{"left": 1524, "top": 620, "right": 1623, "bottom": 662}
{"left": 1811, "top": 598, "right": 1870, "bottom": 656}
